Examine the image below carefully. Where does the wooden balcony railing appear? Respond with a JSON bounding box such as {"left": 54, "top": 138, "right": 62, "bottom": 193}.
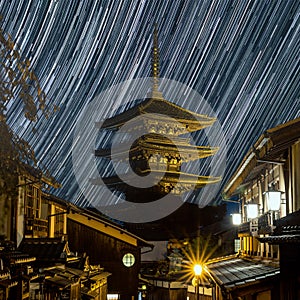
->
{"left": 238, "top": 219, "right": 258, "bottom": 236}
{"left": 258, "top": 213, "right": 274, "bottom": 235}
{"left": 25, "top": 218, "right": 48, "bottom": 237}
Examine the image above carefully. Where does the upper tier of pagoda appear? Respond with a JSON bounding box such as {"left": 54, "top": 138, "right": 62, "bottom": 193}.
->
{"left": 96, "top": 25, "right": 215, "bottom": 135}
{"left": 96, "top": 96, "right": 216, "bottom": 134}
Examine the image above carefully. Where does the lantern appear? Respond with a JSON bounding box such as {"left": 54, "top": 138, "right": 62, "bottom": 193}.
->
{"left": 232, "top": 213, "right": 242, "bottom": 225}
{"left": 246, "top": 203, "right": 258, "bottom": 219}
{"left": 265, "top": 190, "right": 281, "bottom": 211}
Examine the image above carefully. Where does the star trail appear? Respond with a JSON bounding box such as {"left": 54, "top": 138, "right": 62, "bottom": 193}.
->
{"left": 1, "top": 0, "right": 299, "bottom": 210}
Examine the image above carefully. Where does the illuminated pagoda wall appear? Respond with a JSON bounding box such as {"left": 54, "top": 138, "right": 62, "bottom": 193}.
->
{"left": 95, "top": 27, "right": 220, "bottom": 203}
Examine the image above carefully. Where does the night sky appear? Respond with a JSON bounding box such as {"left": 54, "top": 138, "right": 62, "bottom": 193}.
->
{"left": 1, "top": 1, "right": 300, "bottom": 215}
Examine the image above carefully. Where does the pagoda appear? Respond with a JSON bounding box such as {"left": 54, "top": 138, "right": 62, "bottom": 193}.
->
{"left": 94, "top": 26, "right": 220, "bottom": 203}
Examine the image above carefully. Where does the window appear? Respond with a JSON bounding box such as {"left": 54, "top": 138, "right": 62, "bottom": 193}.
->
{"left": 234, "top": 239, "right": 241, "bottom": 253}
{"left": 122, "top": 253, "right": 135, "bottom": 267}
{"left": 54, "top": 207, "right": 65, "bottom": 237}
{"left": 107, "top": 294, "right": 119, "bottom": 300}
{"left": 25, "top": 184, "right": 43, "bottom": 236}
{"left": 25, "top": 185, "right": 41, "bottom": 219}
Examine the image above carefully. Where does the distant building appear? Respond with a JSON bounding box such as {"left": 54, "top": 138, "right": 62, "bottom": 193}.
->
{"left": 0, "top": 239, "right": 36, "bottom": 300}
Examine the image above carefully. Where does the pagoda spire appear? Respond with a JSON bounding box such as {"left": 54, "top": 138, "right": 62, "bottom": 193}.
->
{"left": 152, "top": 23, "right": 159, "bottom": 91}
{"left": 150, "top": 23, "right": 163, "bottom": 99}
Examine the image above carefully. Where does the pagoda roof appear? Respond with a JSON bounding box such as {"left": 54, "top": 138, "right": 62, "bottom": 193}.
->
{"left": 95, "top": 134, "right": 218, "bottom": 162}
{"left": 91, "top": 170, "right": 221, "bottom": 195}
{"left": 97, "top": 97, "right": 216, "bottom": 132}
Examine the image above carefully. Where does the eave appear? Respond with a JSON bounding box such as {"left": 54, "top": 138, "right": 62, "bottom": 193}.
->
{"left": 96, "top": 97, "right": 216, "bottom": 132}
{"left": 223, "top": 117, "right": 300, "bottom": 197}
{"left": 68, "top": 207, "right": 154, "bottom": 249}
{"left": 92, "top": 171, "right": 221, "bottom": 194}
{"left": 95, "top": 144, "right": 219, "bottom": 161}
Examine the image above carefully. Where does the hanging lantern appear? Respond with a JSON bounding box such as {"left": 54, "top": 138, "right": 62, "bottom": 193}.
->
{"left": 265, "top": 190, "right": 281, "bottom": 211}
{"left": 246, "top": 203, "right": 258, "bottom": 219}
{"left": 232, "top": 213, "right": 242, "bottom": 225}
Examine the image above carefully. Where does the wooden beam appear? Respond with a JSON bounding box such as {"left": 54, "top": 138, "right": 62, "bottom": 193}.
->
{"left": 67, "top": 213, "right": 138, "bottom": 247}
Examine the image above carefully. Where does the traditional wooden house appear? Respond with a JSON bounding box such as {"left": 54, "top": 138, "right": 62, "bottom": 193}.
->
{"left": 0, "top": 163, "right": 153, "bottom": 300}
{"left": 218, "top": 117, "right": 300, "bottom": 300}
{"left": 1, "top": 204, "right": 112, "bottom": 300}
{"left": 0, "top": 169, "right": 73, "bottom": 299}
{"left": 17, "top": 237, "right": 111, "bottom": 300}
{"left": 0, "top": 161, "right": 153, "bottom": 299}
{"left": 0, "top": 167, "right": 64, "bottom": 247}
{"left": 0, "top": 239, "right": 37, "bottom": 300}
{"left": 67, "top": 206, "right": 153, "bottom": 300}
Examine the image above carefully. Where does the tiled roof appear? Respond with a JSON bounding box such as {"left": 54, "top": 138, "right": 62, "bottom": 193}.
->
{"left": 1, "top": 251, "right": 36, "bottom": 265}
{"left": 0, "top": 271, "right": 10, "bottom": 280}
{"left": 274, "top": 210, "right": 300, "bottom": 227}
{"left": 259, "top": 235, "right": 300, "bottom": 244}
{"left": 89, "top": 272, "right": 111, "bottom": 281}
{"left": 257, "top": 210, "right": 300, "bottom": 244}
{"left": 100, "top": 98, "right": 215, "bottom": 130}
{"left": 45, "top": 275, "right": 74, "bottom": 288}
{"left": 258, "top": 224, "right": 300, "bottom": 244}
{"left": 0, "top": 278, "right": 18, "bottom": 288}
{"left": 207, "top": 256, "right": 279, "bottom": 290}
{"left": 18, "top": 238, "right": 67, "bottom": 262}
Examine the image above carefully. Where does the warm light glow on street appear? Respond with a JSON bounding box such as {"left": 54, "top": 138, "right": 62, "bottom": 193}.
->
{"left": 194, "top": 264, "right": 203, "bottom": 276}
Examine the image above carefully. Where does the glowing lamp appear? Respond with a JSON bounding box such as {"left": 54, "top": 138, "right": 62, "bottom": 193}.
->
{"left": 193, "top": 264, "right": 203, "bottom": 276}
{"left": 265, "top": 190, "right": 281, "bottom": 211}
{"left": 232, "top": 213, "right": 242, "bottom": 225}
{"left": 246, "top": 203, "right": 258, "bottom": 219}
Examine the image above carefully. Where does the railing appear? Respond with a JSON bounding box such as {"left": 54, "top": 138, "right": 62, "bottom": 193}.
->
{"left": 238, "top": 219, "right": 258, "bottom": 236}
{"left": 238, "top": 221, "right": 250, "bottom": 235}
{"left": 258, "top": 213, "right": 274, "bottom": 234}
{"left": 25, "top": 218, "right": 48, "bottom": 237}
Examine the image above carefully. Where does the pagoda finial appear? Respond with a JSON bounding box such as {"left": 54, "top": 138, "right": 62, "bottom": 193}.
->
{"left": 149, "top": 23, "right": 163, "bottom": 99}
{"left": 152, "top": 23, "right": 159, "bottom": 91}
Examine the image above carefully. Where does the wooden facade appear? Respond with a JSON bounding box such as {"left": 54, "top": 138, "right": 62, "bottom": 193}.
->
{"left": 0, "top": 165, "right": 152, "bottom": 299}
{"left": 222, "top": 117, "right": 300, "bottom": 300}
{"left": 0, "top": 172, "right": 67, "bottom": 247}
{"left": 67, "top": 209, "right": 153, "bottom": 300}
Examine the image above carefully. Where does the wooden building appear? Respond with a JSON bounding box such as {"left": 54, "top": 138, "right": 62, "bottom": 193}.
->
{"left": 0, "top": 169, "right": 65, "bottom": 246}
{"left": 18, "top": 237, "right": 110, "bottom": 300}
{"left": 0, "top": 239, "right": 37, "bottom": 300}
{"left": 0, "top": 162, "right": 153, "bottom": 299}
{"left": 258, "top": 210, "right": 300, "bottom": 299}
{"left": 67, "top": 207, "right": 153, "bottom": 300}
{"left": 142, "top": 117, "right": 300, "bottom": 300}
{"left": 221, "top": 117, "right": 300, "bottom": 300}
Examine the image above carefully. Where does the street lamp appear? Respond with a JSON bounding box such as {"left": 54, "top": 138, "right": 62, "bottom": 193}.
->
{"left": 194, "top": 264, "right": 203, "bottom": 276}
{"left": 193, "top": 264, "right": 202, "bottom": 300}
